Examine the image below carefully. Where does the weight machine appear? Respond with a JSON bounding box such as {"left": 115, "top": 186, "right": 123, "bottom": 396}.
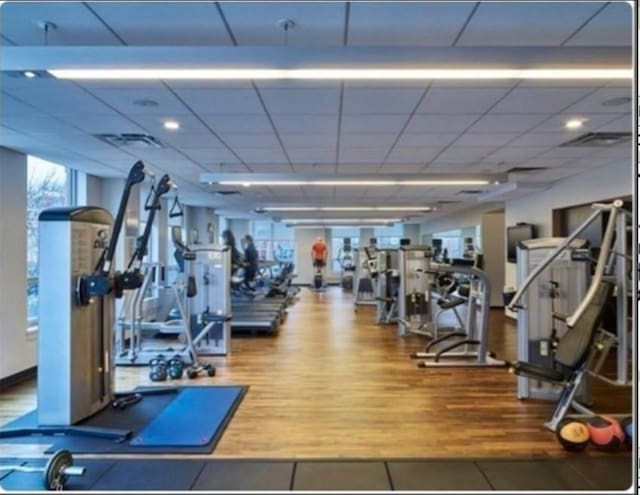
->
{"left": 375, "top": 248, "right": 400, "bottom": 324}
{"left": 0, "top": 162, "right": 178, "bottom": 442}
{"left": 507, "top": 199, "right": 633, "bottom": 430}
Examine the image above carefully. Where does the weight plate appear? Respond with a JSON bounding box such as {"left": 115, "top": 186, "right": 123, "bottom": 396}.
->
{"left": 44, "top": 449, "right": 73, "bottom": 490}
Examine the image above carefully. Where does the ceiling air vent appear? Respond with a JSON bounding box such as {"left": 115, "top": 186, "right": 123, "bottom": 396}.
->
{"left": 505, "top": 167, "right": 548, "bottom": 174}
{"left": 560, "top": 132, "right": 631, "bottom": 147}
{"left": 436, "top": 200, "right": 461, "bottom": 205}
{"left": 457, "top": 190, "right": 482, "bottom": 195}
{"left": 215, "top": 190, "right": 241, "bottom": 196}
{"left": 97, "top": 133, "right": 164, "bottom": 149}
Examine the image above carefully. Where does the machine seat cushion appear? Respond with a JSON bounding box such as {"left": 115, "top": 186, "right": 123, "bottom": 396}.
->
{"left": 437, "top": 296, "right": 466, "bottom": 309}
{"left": 510, "top": 361, "right": 565, "bottom": 382}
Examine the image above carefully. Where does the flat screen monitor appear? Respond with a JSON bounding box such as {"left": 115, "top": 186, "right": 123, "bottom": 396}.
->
{"left": 507, "top": 224, "right": 537, "bottom": 263}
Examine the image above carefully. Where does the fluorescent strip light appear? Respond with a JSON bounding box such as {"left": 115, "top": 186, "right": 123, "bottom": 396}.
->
{"left": 293, "top": 225, "right": 390, "bottom": 229}
{"left": 263, "top": 206, "right": 432, "bottom": 211}
{"left": 220, "top": 180, "right": 489, "bottom": 187}
{"left": 283, "top": 218, "right": 402, "bottom": 224}
{"left": 48, "top": 68, "right": 632, "bottom": 80}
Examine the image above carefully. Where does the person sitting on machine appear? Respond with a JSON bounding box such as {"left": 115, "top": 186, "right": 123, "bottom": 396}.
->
{"left": 311, "top": 237, "right": 328, "bottom": 289}
{"left": 241, "top": 234, "right": 259, "bottom": 292}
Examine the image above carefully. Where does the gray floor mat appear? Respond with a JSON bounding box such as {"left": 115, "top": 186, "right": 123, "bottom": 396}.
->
{"left": 292, "top": 461, "right": 390, "bottom": 491}
{"left": 90, "top": 459, "right": 205, "bottom": 491}
{"left": 477, "top": 460, "right": 595, "bottom": 491}
{"left": 566, "top": 456, "right": 633, "bottom": 491}
{"left": 192, "top": 461, "right": 294, "bottom": 491}
{"left": 387, "top": 461, "right": 493, "bottom": 491}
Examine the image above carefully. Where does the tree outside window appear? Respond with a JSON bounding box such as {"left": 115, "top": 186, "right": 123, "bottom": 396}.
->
{"left": 27, "top": 156, "right": 68, "bottom": 329}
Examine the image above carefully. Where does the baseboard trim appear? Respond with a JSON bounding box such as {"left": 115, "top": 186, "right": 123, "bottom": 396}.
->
{"left": 0, "top": 366, "right": 37, "bottom": 390}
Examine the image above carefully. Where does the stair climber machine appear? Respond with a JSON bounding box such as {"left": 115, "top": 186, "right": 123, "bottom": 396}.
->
{"left": 0, "top": 161, "right": 192, "bottom": 442}
{"left": 354, "top": 239, "right": 379, "bottom": 307}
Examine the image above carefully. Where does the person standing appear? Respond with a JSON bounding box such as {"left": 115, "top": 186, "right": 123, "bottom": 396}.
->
{"left": 311, "top": 236, "right": 328, "bottom": 271}
{"left": 242, "top": 234, "right": 259, "bottom": 288}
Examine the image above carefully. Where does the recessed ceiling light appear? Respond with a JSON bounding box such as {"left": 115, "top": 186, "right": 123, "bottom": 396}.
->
{"left": 163, "top": 120, "right": 180, "bottom": 130}
{"left": 565, "top": 119, "right": 585, "bottom": 130}
{"left": 133, "top": 99, "right": 159, "bottom": 107}
{"left": 23, "top": 71, "right": 37, "bottom": 79}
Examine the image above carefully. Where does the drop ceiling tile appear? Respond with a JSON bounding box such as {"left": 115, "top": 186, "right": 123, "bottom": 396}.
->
{"left": 87, "top": 88, "right": 192, "bottom": 116}
{"left": 405, "top": 114, "right": 480, "bottom": 133}
{"left": 341, "top": 115, "right": 407, "bottom": 133}
{"left": 0, "top": 2, "right": 122, "bottom": 45}
{"left": 272, "top": 115, "right": 338, "bottom": 134}
{"left": 3, "top": 87, "right": 114, "bottom": 116}
{"left": 535, "top": 147, "right": 600, "bottom": 160}
{"left": 483, "top": 146, "right": 548, "bottom": 162}
{"left": 219, "top": 2, "right": 345, "bottom": 45}
{"left": 217, "top": 132, "right": 281, "bottom": 148}
{"left": 594, "top": 115, "right": 632, "bottom": 133}
{"left": 468, "top": 113, "right": 550, "bottom": 133}
{"left": 589, "top": 144, "right": 632, "bottom": 160}
{"left": 427, "top": 163, "right": 498, "bottom": 174}
{"left": 202, "top": 163, "right": 247, "bottom": 173}
{"left": 491, "top": 88, "right": 595, "bottom": 113}
{"left": 518, "top": 158, "right": 571, "bottom": 169}
{"left": 378, "top": 163, "right": 425, "bottom": 174}
{"left": 130, "top": 114, "right": 214, "bottom": 137}
{"left": 456, "top": 2, "right": 604, "bottom": 46}
{"left": 250, "top": 164, "right": 295, "bottom": 173}
{"left": 395, "top": 133, "right": 458, "bottom": 147}
{"left": 561, "top": 87, "right": 633, "bottom": 114}
{"left": 342, "top": 88, "right": 424, "bottom": 114}
{"left": 201, "top": 114, "right": 274, "bottom": 133}
{"left": 88, "top": 2, "right": 231, "bottom": 45}
{"left": 154, "top": 132, "right": 223, "bottom": 148}
{"left": 506, "top": 132, "right": 577, "bottom": 147}
{"left": 564, "top": 2, "right": 632, "bottom": 46}
{"left": 340, "top": 133, "right": 397, "bottom": 148}
{"left": 235, "top": 148, "right": 288, "bottom": 163}
{"left": 182, "top": 148, "right": 239, "bottom": 163}
{"left": 530, "top": 113, "right": 625, "bottom": 133}
{"left": 386, "top": 146, "right": 442, "bottom": 164}
{"left": 348, "top": 2, "right": 476, "bottom": 46}
{"left": 431, "top": 146, "right": 497, "bottom": 164}
{"left": 417, "top": 88, "right": 510, "bottom": 115}
{"left": 280, "top": 133, "right": 337, "bottom": 148}
{"left": 293, "top": 164, "right": 336, "bottom": 175}
{"left": 56, "top": 114, "right": 146, "bottom": 135}
{"left": 512, "top": 167, "right": 589, "bottom": 183}
{"left": 259, "top": 88, "right": 340, "bottom": 115}
{"left": 173, "top": 88, "right": 264, "bottom": 114}
{"left": 287, "top": 148, "right": 336, "bottom": 163}
{"left": 454, "top": 132, "right": 520, "bottom": 147}
{"left": 338, "top": 147, "right": 388, "bottom": 163}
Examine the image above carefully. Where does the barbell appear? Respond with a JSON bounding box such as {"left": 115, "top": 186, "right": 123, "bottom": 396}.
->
{"left": 0, "top": 450, "right": 85, "bottom": 490}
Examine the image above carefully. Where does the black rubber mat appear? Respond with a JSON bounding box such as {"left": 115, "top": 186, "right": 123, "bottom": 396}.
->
{"left": 387, "top": 461, "right": 492, "bottom": 491}
{"left": 0, "top": 386, "right": 247, "bottom": 454}
{"left": 292, "top": 462, "right": 390, "bottom": 491}
{"left": 477, "top": 460, "right": 596, "bottom": 491}
{"left": 90, "top": 459, "right": 205, "bottom": 491}
{"left": 566, "top": 456, "right": 633, "bottom": 491}
{"left": 192, "top": 461, "right": 294, "bottom": 491}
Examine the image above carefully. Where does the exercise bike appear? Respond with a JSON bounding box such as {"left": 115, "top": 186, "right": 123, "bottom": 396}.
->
{"left": 310, "top": 261, "right": 327, "bottom": 292}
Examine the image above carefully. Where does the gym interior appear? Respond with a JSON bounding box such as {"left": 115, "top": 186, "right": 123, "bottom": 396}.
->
{"left": 0, "top": 1, "right": 636, "bottom": 492}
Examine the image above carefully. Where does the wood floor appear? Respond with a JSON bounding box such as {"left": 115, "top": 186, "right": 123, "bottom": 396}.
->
{"left": 0, "top": 287, "right": 633, "bottom": 459}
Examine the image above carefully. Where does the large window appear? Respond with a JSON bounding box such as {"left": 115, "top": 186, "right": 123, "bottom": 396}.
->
{"left": 27, "top": 156, "right": 68, "bottom": 329}
{"left": 375, "top": 225, "right": 403, "bottom": 249}
{"left": 330, "top": 228, "right": 360, "bottom": 272}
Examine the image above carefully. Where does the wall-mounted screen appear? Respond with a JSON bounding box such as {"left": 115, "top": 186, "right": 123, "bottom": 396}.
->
{"left": 506, "top": 224, "right": 537, "bottom": 263}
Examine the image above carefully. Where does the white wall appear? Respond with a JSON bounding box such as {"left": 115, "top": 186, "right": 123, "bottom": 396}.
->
{"left": 403, "top": 224, "right": 420, "bottom": 244}
{"left": 0, "top": 147, "right": 32, "bottom": 379}
{"left": 504, "top": 159, "right": 632, "bottom": 316}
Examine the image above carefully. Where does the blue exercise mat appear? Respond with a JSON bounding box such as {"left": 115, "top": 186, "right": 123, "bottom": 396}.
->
{"left": 130, "top": 386, "right": 244, "bottom": 447}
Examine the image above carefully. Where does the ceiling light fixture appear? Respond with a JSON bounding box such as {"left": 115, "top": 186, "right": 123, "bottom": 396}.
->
{"left": 565, "top": 119, "right": 585, "bottom": 130}
{"left": 283, "top": 218, "right": 402, "bottom": 224}
{"left": 47, "top": 68, "right": 632, "bottom": 81}
{"left": 23, "top": 71, "right": 37, "bottom": 79}
{"left": 262, "top": 206, "right": 432, "bottom": 212}
{"left": 163, "top": 120, "right": 180, "bottom": 130}
{"left": 218, "top": 179, "right": 490, "bottom": 187}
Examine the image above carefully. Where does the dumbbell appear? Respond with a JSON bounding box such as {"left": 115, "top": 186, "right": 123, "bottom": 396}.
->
{"left": 0, "top": 450, "right": 85, "bottom": 490}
